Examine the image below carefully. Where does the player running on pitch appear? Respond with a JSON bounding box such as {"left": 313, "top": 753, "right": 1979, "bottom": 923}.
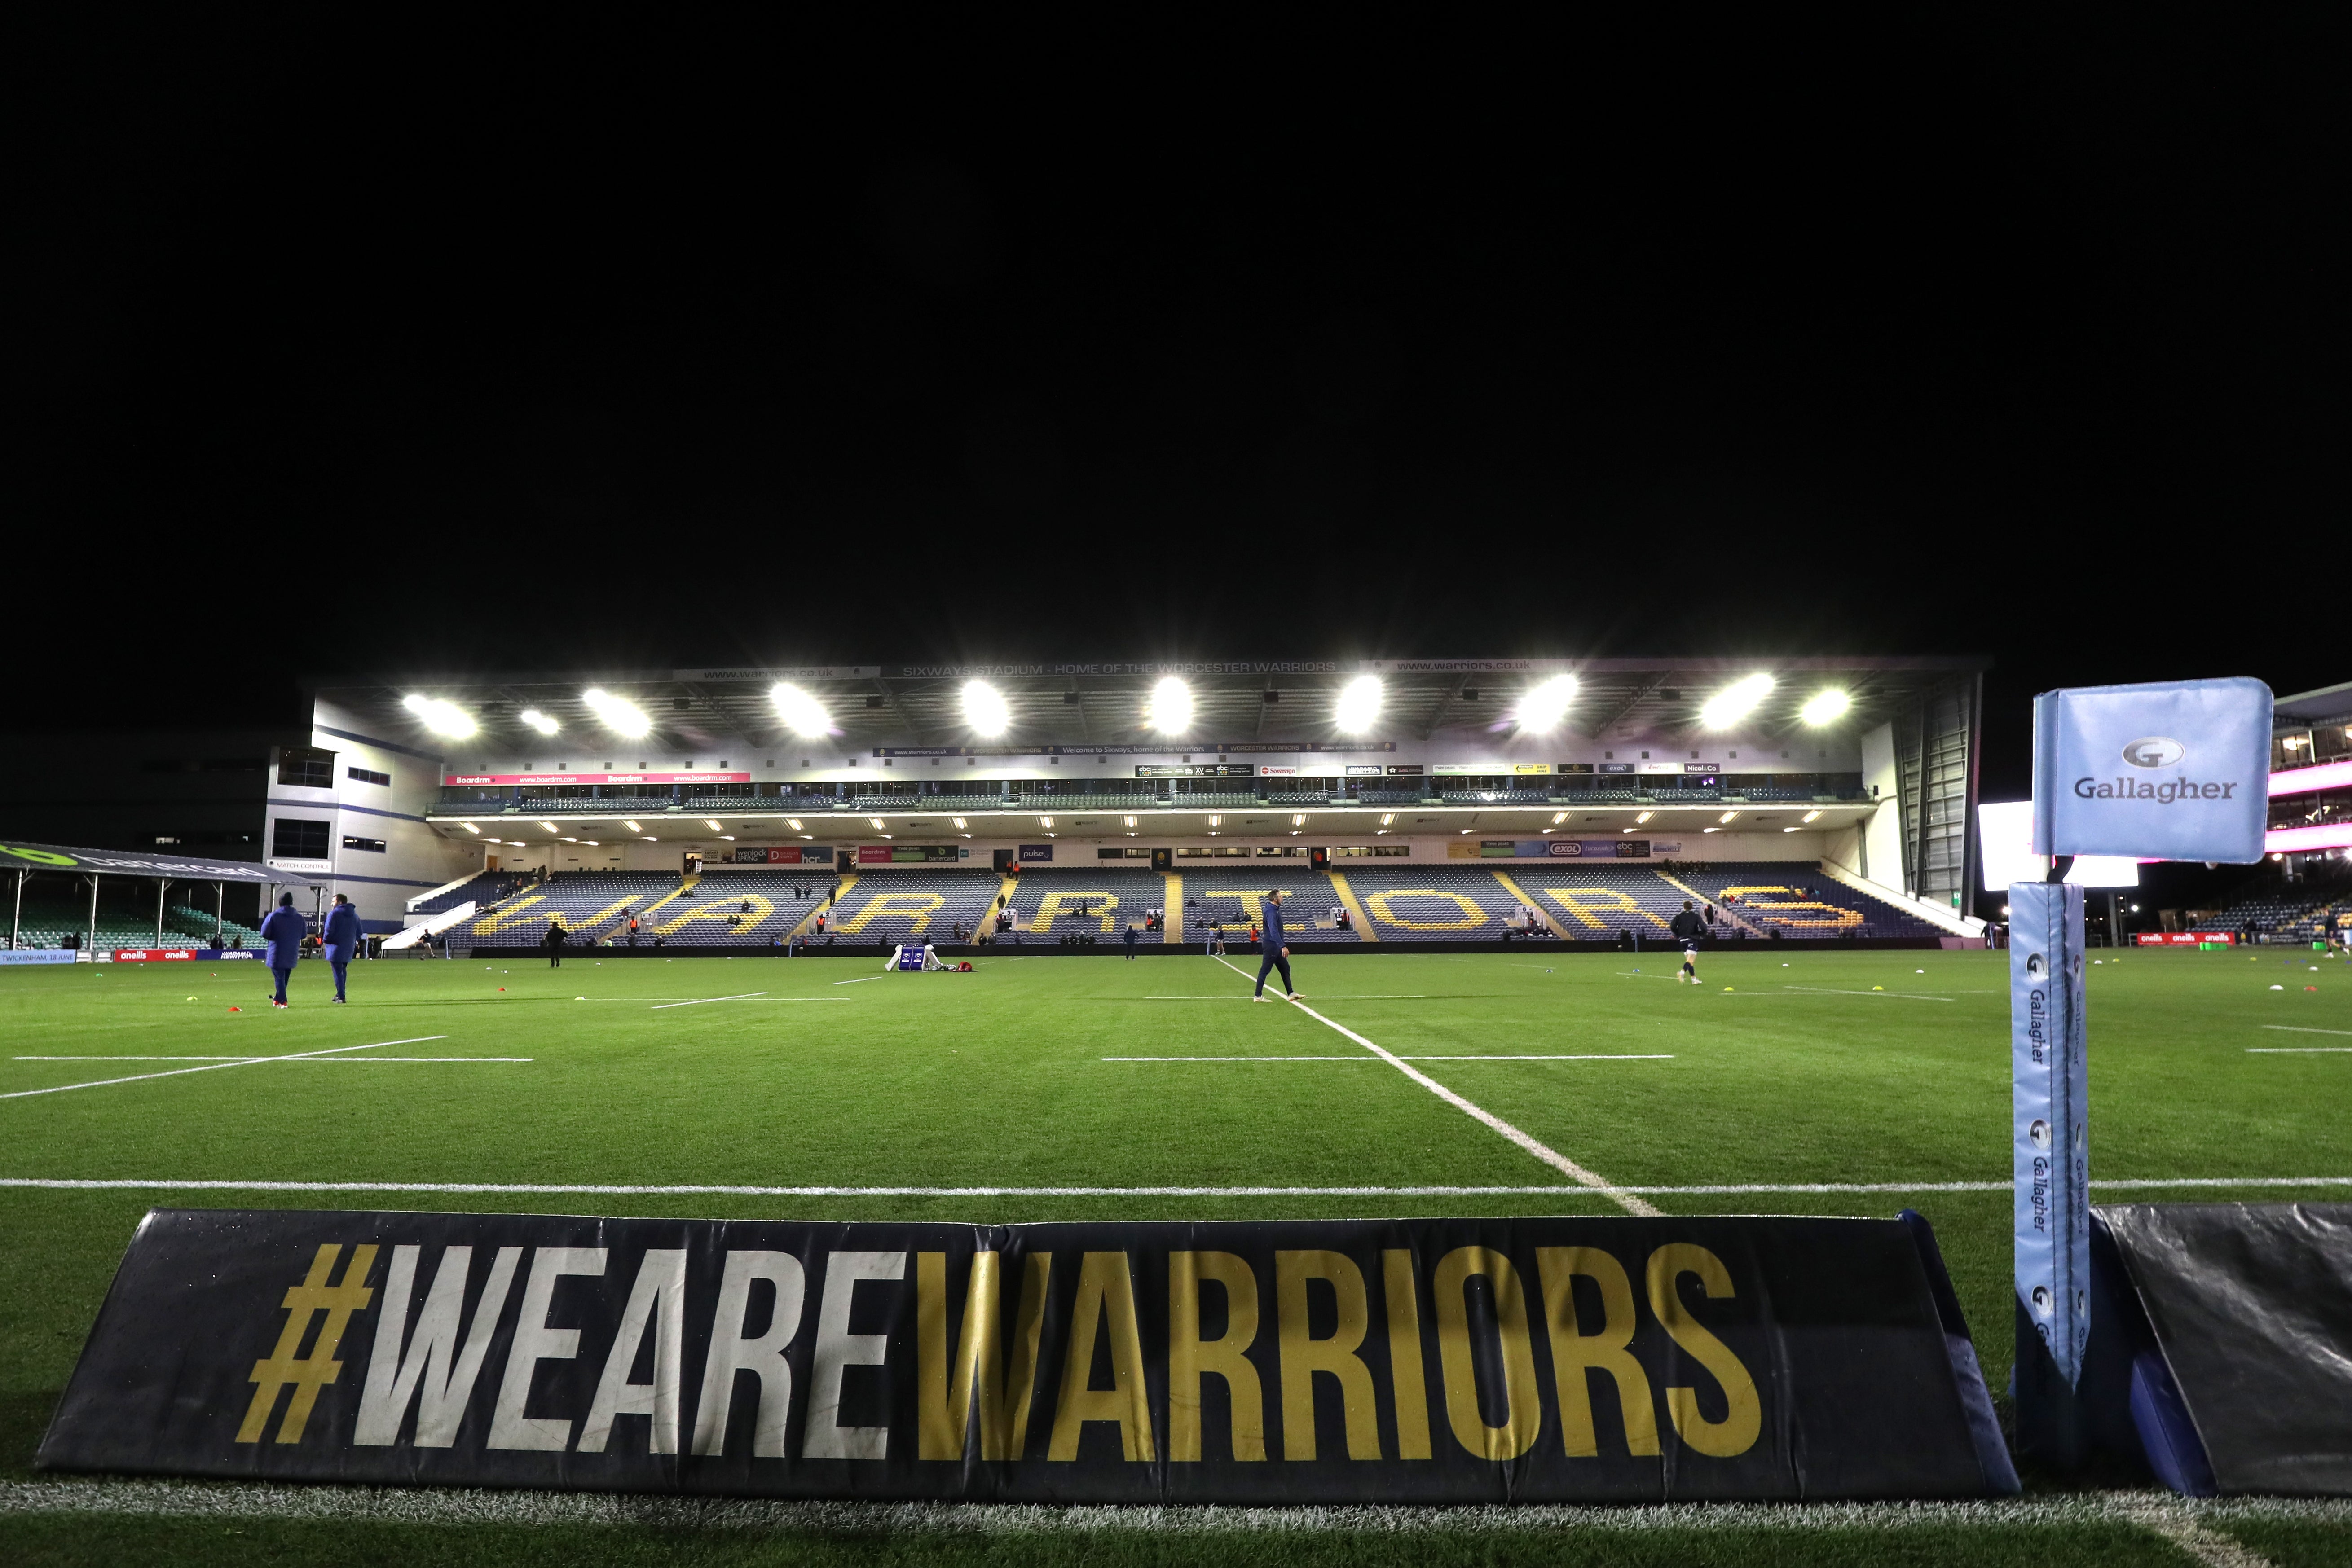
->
{"left": 1669, "top": 900, "right": 1708, "bottom": 983}
{"left": 1251, "top": 887, "right": 1302, "bottom": 1002}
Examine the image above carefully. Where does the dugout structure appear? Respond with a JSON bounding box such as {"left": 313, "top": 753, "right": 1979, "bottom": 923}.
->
{"left": 1, "top": 838, "right": 327, "bottom": 956}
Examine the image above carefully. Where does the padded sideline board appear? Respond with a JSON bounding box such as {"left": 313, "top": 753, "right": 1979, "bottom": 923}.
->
{"left": 2099, "top": 1203, "right": 2352, "bottom": 1494}
{"left": 41, "top": 1209, "right": 2012, "bottom": 1502}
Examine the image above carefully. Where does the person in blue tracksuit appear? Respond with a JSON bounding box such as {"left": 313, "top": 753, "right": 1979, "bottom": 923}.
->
{"left": 322, "top": 893, "right": 361, "bottom": 1003}
{"left": 258, "top": 891, "right": 308, "bottom": 1008}
{"left": 1252, "top": 888, "right": 1301, "bottom": 1001}
{"left": 1123, "top": 921, "right": 1138, "bottom": 959}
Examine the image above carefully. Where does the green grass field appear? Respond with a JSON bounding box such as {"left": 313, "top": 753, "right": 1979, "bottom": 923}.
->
{"left": 4, "top": 944, "right": 2349, "bottom": 1565}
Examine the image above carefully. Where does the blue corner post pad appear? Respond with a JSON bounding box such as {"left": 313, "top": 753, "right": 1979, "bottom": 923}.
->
{"left": 2031, "top": 676, "right": 2273, "bottom": 863}
{"left": 2013, "top": 881, "right": 2088, "bottom": 1391}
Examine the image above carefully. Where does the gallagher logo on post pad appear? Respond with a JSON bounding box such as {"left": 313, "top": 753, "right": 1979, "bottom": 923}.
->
{"left": 2032, "top": 677, "right": 2271, "bottom": 864}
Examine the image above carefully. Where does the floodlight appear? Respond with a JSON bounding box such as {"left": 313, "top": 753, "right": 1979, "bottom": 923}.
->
{"left": 1292, "top": 814, "right": 1305, "bottom": 826}
{"left": 1551, "top": 811, "right": 1568, "bottom": 825}
{"left": 1334, "top": 676, "right": 1383, "bottom": 735}
{"left": 1124, "top": 815, "right": 1136, "bottom": 827}
{"left": 720, "top": 836, "right": 735, "bottom": 842}
{"left": 1380, "top": 813, "right": 1394, "bottom": 826}
{"left": 1784, "top": 826, "right": 1801, "bottom": 833}
{"left": 1718, "top": 811, "right": 1739, "bottom": 824}
{"left": 401, "top": 694, "right": 477, "bottom": 739}
{"left": 770, "top": 683, "right": 830, "bottom": 739}
{"left": 1699, "top": 672, "right": 1775, "bottom": 729}
{"left": 1801, "top": 809, "right": 1823, "bottom": 824}
{"left": 582, "top": 841, "right": 598, "bottom": 847}
{"left": 460, "top": 822, "right": 478, "bottom": 835}
{"left": 1704, "top": 826, "right": 1720, "bottom": 834}
{"left": 962, "top": 680, "right": 1011, "bottom": 737}
{"left": 705, "top": 819, "right": 723, "bottom": 832}
{"left": 1800, "top": 689, "right": 1851, "bottom": 727}
{"left": 1517, "top": 674, "right": 1579, "bottom": 734}
{"left": 869, "top": 817, "right": 885, "bottom": 830}
{"left": 1146, "top": 676, "right": 1193, "bottom": 735}
{"left": 1039, "top": 815, "right": 1054, "bottom": 828}
{"left": 582, "top": 689, "right": 652, "bottom": 739}
{"left": 1209, "top": 815, "right": 1221, "bottom": 827}
{"left": 786, "top": 818, "right": 803, "bottom": 830}
{"left": 561, "top": 837, "right": 577, "bottom": 843}
{"left": 952, "top": 817, "right": 967, "bottom": 829}
{"left": 1635, "top": 810, "right": 1654, "bottom": 824}
{"left": 624, "top": 820, "right": 642, "bottom": 833}
{"left": 539, "top": 821, "right": 559, "bottom": 833}
{"left": 519, "top": 708, "right": 559, "bottom": 736}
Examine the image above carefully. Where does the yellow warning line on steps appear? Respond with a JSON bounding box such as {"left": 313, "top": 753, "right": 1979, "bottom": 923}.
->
{"left": 781, "top": 874, "right": 856, "bottom": 945}
{"left": 1489, "top": 870, "right": 1572, "bottom": 941}
{"left": 1326, "top": 869, "right": 1379, "bottom": 943}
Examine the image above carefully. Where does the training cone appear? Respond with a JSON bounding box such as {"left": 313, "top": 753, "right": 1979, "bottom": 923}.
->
{"left": 1724, "top": 986, "right": 1734, "bottom": 992}
{"left": 575, "top": 995, "right": 586, "bottom": 1000}
{"left": 2272, "top": 984, "right": 2285, "bottom": 990}
{"left": 228, "top": 1006, "right": 240, "bottom": 1012}
{"left": 1872, "top": 986, "right": 1884, "bottom": 991}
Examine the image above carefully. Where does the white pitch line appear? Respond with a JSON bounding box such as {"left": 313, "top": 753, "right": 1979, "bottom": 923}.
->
{"left": 1138, "top": 995, "right": 1431, "bottom": 1001}
{"left": 0, "top": 1175, "right": 2348, "bottom": 1197}
{"left": 2263, "top": 1025, "right": 2352, "bottom": 1037}
{"left": 1103, "top": 1054, "right": 1674, "bottom": 1063}
{"left": 1781, "top": 987, "right": 1956, "bottom": 1001}
{"left": 649, "top": 992, "right": 767, "bottom": 1009}
{"left": 2248, "top": 1047, "right": 2352, "bottom": 1054}
{"left": 12, "top": 1056, "right": 526, "bottom": 1063}
{"left": 832, "top": 975, "right": 885, "bottom": 985}
{"left": 0, "top": 1037, "right": 449, "bottom": 1101}
{"left": 1210, "top": 954, "right": 1659, "bottom": 1216}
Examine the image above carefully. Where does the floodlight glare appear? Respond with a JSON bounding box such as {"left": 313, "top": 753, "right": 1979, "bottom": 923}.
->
{"left": 786, "top": 818, "right": 803, "bottom": 830}
{"left": 1335, "top": 675, "right": 1383, "bottom": 735}
{"left": 539, "top": 821, "right": 559, "bottom": 833}
{"left": 705, "top": 819, "right": 723, "bottom": 832}
{"left": 460, "top": 822, "right": 479, "bottom": 835}
{"left": 1039, "top": 815, "right": 1054, "bottom": 828}
{"left": 770, "top": 683, "right": 831, "bottom": 739}
{"left": 962, "top": 680, "right": 1010, "bottom": 737}
{"left": 519, "top": 708, "right": 559, "bottom": 736}
{"left": 1801, "top": 809, "right": 1823, "bottom": 824}
{"left": 401, "top": 694, "right": 477, "bottom": 739}
{"left": 952, "top": 817, "right": 967, "bottom": 829}
{"left": 1517, "top": 674, "right": 1579, "bottom": 734}
{"left": 869, "top": 817, "right": 885, "bottom": 830}
{"left": 1800, "top": 688, "right": 1852, "bottom": 727}
{"left": 1699, "top": 672, "right": 1775, "bottom": 729}
{"left": 1635, "top": 810, "right": 1654, "bottom": 824}
{"left": 1146, "top": 676, "right": 1193, "bottom": 735}
{"left": 581, "top": 688, "right": 652, "bottom": 739}
{"left": 624, "top": 820, "right": 642, "bottom": 833}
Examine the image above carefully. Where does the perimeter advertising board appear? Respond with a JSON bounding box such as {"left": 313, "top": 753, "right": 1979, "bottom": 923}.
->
{"left": 40, "top": 1210, "right": 2011, "bottom": 1502}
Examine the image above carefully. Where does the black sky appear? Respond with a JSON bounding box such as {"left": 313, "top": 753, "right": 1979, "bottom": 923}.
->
{"left": 7, "top": 10, "right": 2344, "bottom": 799}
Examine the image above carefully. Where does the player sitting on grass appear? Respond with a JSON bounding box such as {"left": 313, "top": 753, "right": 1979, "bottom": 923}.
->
{"left": 1670, "top": 900, "right": 1708, "bottom": 984}
{"left": 1252, "top": 888, "right": 1302, "bottom": 1002}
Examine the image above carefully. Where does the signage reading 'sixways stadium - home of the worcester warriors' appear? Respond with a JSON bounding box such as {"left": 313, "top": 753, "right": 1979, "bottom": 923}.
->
{"left": 41, "top": 1209, "right": 2016, "bottom": 1502}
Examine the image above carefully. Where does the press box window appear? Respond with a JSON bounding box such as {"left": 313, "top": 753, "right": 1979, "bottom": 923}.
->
{"left": 273, "top": 819, "right": 330, "bottom": 858}
{"left": 341, "top": 835, "right": 388, "bottom": 854}
{"left": 347, "top": 765, "right": 391, "bottom": 787}
{"left": 277, "top": 747, "right": 335, "bottom": 789}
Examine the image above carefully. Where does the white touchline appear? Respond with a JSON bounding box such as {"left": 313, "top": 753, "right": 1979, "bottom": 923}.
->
{"left": 1209, "top": 953, "right": 1660, "bottom": 1216}
{"left": 649, "top": 993, "right": 768, "bottom": 1009}
{"left": 1781, "top": 987, "right": 1956, "bottom": 1001}
{"left": 0, "top": 1037, "right": 449, "bottom": 1102}
{"left": 1136, "top": 995, "right": 1431, "bottom": 1001}
{"left": 2247, "top": 1048, "right": 2352, "bottom": 1054}
{"left": 2263, "top": 1025, "right": 2352, "bottom": 1037}
{"left": 13, "top": 1057, "right": 526, "bottom": 1063}
{"left": 1101, "top": 1054, "right": 1675, "bottom": 1063}
{"left": 0, "top": 1176, "right": 2344, "bottom": 1197}
{"left": 832, "top": 975, "right": 885, "bottom": 985}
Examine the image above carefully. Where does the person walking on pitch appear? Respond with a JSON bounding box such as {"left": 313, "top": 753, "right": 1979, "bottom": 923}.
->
{"left": 544, "top": 916, "right": 567, "bottom": 968}
{"left": 322, "top": 892, "right": 360, "bottom": 1003}
{"left": 1670, "top": 900, "right": 1708, "bottom": 983}
{"left": 1252, "top": 888, "right": 1301, "bottom": 1001}
{"left": 258, "top": 891, "right": 306, "bottom": 1008}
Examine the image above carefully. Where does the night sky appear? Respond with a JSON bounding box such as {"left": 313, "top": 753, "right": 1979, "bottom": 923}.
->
{"left": 9, "top": 12, "right": 2343, "bottom": 801}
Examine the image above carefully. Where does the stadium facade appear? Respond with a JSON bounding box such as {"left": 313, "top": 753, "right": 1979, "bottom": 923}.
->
{"left": 264, "top": 658, "right": 1991, "bottom": 940}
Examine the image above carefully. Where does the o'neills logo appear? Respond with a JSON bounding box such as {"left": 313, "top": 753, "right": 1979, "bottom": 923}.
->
{"left": 2121, "top": 737, "right": 2185, "bottom": 769}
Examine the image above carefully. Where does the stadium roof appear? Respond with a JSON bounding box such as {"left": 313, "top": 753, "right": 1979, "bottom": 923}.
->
{"left": 322, "top": 656, "right": 1988, "bottom": 756}
{"left": 1, "top": 841, "right": 326, "bottom": 886}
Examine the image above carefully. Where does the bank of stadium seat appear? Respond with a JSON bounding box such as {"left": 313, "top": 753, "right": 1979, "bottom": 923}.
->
{"left": 1176, "top": 866, "right": 1361, "bottom": 944}
{"left": 1667, "top": 862, "right": 1937, "bottom": 939}
{"left": 1332, "top": 865, "right": 1539, "bottom": 941}
{"left": 819, "top": 868, "right": 1002, "bottom": 947}
{"left": 1001, "top": 867, "right": 1181, "bottom": 944}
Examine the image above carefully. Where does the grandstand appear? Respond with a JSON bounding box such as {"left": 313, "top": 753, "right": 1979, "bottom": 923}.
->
{"left": 1176, "top": 865, "right": 1365, "bottom": 945}
{"left": 1001, "top": 867, "right": 1170, "bottom": 944}
{"left": 817, "top": 866, "right": 1000, "bottom": 947}
{"left": 1671, "top": 861, "right": 1952, "bottom": 940}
